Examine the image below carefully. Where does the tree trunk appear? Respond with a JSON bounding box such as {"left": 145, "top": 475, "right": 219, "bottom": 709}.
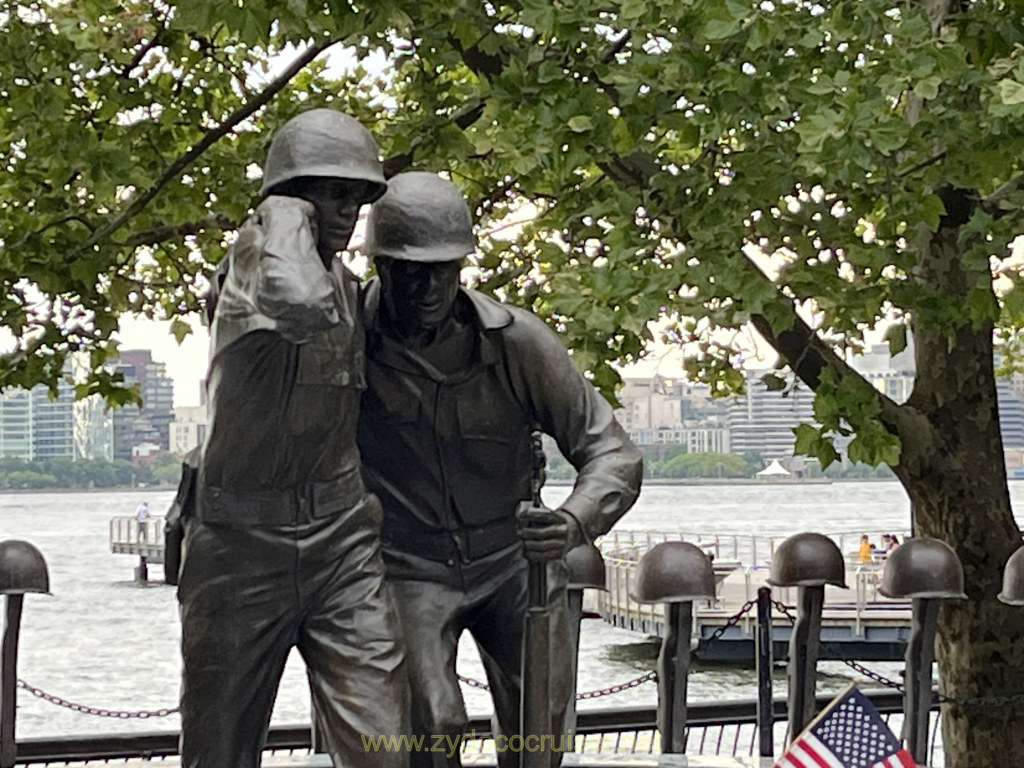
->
{"left": 893, "top": 222, "right": 1024, "bottom": 766}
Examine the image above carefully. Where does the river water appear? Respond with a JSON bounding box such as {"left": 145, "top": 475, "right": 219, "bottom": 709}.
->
{"left": 2, "top": 480, "right": 1022, "bottom": 740}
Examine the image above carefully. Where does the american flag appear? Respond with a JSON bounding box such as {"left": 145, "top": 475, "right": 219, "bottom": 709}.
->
{"left": 775, "top": 685, "right": 917, "bottom": 768}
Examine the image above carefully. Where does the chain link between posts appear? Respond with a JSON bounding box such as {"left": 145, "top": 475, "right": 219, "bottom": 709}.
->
{"left": 26, "top": 596, "right": 1024, "bottom": 714}
{"left": 694, "top": 598, "right": 757, "bottom": 657}
{"left": 770, "top": 599, "right": 907, "bottom": 692}
{"left": 457, "top": 599, "right": 759, "bottom": 700}
{"left": 16, "top": 679, "right": 179, "bottom": 719}
{"left": 20, "top": 600, "right": 761, "bottom": 714}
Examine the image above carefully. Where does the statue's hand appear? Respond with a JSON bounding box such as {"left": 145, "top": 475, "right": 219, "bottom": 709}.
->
{"left": 259, "top": 195, "right": 319, "bottom": 250}
{"left": 515, "top": 505, "right": 582, "bottom": 562}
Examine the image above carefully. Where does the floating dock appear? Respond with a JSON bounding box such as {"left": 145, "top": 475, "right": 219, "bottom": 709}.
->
{"left": 597, "top": 531, "right": 912, "bottom": 662}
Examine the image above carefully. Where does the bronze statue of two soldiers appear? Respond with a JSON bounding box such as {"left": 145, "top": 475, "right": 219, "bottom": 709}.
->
{"left": 176, "top": 109, "right": 641, "bottom": 768}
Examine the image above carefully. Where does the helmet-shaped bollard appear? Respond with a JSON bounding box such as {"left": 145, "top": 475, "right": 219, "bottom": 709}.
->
{"left": 768, "top": 532, "right": 844, "bottom": 741}
{"left": 879, "top": 537, "right": 963, "bottom": 765}
{"left": 566, "top": 542, "right": 606, "bottom": 592}
{"left": 768, "top": 532, "right": 847, "bottom": 588}
{"left": 999, "top": 547, "right": 1024, "bottom": 605}
{"left": 0, "top": 540, "right": 49, "bottom": 596}
{"left": 632, "top": 541, "right": 715, "bottom": 604}
{"left": 632, "top": 541, "right": 714, "bottom": 754}
{"left": 1, "top": 540, "right": 49, "bottom": 768}
{"left": 880, "top": 537, "right": 966, "bottom": 600}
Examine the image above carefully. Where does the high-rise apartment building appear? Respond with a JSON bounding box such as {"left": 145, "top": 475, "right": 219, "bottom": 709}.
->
{"left": 110, "top": 350, "right": 175, "bottom": 459}
{"left": 0, "top": 381, "right": 76, "bottom": 460}
{"left": 726, "top": 375, "right": 816, "bottom": 458}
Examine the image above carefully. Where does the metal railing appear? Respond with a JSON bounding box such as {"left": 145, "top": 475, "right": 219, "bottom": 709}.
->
{"left": 599, "top": 529, "right": 912, "bottom": 569}
{"left": 108, "top": 516, "right": 166, "bottom": 552}
{"left": 597, "top": 531, "right": 912, "bottom": 653}
{"left": 13, "top": 692, "right": 941, "bottom": 765}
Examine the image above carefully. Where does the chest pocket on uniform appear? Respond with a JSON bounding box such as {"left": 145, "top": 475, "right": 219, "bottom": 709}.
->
{"left": 455, "top": 393, "right": 530, "bottom": 475}
{"left": 296, "top": 324, "right": 356, "bottom": 387}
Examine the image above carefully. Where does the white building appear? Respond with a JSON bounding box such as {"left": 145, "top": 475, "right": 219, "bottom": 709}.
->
{"left": 726, "top": 376, "right": 816, "bottom": 458}
{"left": 169, "top": 404, "right": 209, "bottom": 456}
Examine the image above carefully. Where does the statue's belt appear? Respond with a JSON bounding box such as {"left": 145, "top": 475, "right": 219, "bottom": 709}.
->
{"left": 382, "top": 518, "right": 519, "bottom": 563}
{"left": 196, "top": 471, "right": 365, "bottom": 526}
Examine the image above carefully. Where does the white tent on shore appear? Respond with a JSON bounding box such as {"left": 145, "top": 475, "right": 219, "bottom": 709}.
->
{"left": 756, "top": 459, "right": 792, "bottom": 478}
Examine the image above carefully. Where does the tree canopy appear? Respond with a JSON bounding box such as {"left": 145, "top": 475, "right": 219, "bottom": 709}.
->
{"left": 4, "top": 2, "right": 1024, "bottom": 764}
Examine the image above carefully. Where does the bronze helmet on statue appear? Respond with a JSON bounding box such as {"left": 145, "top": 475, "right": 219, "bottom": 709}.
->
{"left": 365, "top": 171, "right": 475, "bottom": 263}
{"left": 260, "top": 108, "right": 386, "bottom": 202}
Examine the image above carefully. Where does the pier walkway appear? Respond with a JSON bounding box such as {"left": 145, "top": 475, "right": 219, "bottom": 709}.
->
{"left": 109, "top": 515, "right": 165, "bottom": 583}
{"left": 596, "top": 530, "right": 912, "bottom": 661}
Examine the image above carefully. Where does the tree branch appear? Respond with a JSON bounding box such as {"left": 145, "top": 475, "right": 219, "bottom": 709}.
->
{"left": 120, "top": 6, "right": 169, "bottom": 79}
{"left": 739, "top": 258, "right": 911, "bottom": 439}
{"left": 983, "top": 173, "right": 1024, "bottom": 216}
{"left": 74, "top": 37, "right": 339, "bottom": 259}
{"left": 383, "top": 100, "right": 486, "bottom": 177}
{"left": 121, "top": 214, "right": 239, "bottom": 247}
{"left": 601, "top": 30, "right": 632, "bottom": 64}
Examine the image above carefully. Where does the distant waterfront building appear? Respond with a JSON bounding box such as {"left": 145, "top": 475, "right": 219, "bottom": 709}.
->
{"left": 110, "top": 350, "right": 175, "bottom": 459}
{"left": 627, "top": 425, "right": 728, "bottom": 453}
{"left": 616, "top": 376, "right": 730, "bottom": 453}
{"left": 169, "top": 404, "right": 209, "bottom": 456}
{"left": 0, "top": 381, "right": 75, "bottom": 460}
{"left": 73, "top": 395, "right": 114, "bottom": 461}
{"left": 998, "top": 379, "right": 1024, "bottom": 448}
{"left": 854, "top": 342, "right": 916, "bottom": 404}
{"left": 726, "top": 375, "right": 816, "bottom": 459}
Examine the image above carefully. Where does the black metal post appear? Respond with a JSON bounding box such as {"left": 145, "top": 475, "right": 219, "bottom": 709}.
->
{"left": 756, "top": 586, "right": 774, "bottom": 757}
{"left": 521, "top": 560, "right": 550, "bottom": 768}
{"left": 564, "top": 587, "right": 584, "bottom": 753}
{"left": 658, "top": 601, "right": 693, "bottom": 753}
{"left": 1, "top": 595, "right": 24, "bottom": 768}
{"left": 905, "top": 597, "right": 939, "bottom": 764}
{"left": 135, "top": 555, "right": 148, "bottom": 585}
{"left": 787, "top": 585, "right": 824, "bottom": 740}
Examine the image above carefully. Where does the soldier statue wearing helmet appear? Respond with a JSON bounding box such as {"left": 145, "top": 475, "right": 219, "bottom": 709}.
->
{"left": 175, "top": 109, "right": 408, "bottom": 767}
{"left": 357, "top": 171, "right": 643, "bottom": 767}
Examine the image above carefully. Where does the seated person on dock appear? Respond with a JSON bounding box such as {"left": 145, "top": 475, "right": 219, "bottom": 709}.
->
{"left": 356, "top": 171, "right": 643, "bottom": 767}
{"left": 857, "top": 534, "right": 876, "bottom": 563}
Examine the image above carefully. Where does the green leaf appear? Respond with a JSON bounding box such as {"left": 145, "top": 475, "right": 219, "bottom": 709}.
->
{"left": 998, "top": 79, "right": 1024, "bottom": 105}
{"left": 921, "top": 194, "right": 946, "bottom": 231}
{"left": 704, "top": 18, "right": 742, "bottom": 40}
{"left": 884, "top": 323, "right": 908, "bottom": 356}
{"left": 567, "top": 115, "right": 594, "bottom": 133}
{"left": 170, "top": 318, "right": 193, "bottom": 344}
{"left": 914, "top": 76, "right": 942, "bottom": 100}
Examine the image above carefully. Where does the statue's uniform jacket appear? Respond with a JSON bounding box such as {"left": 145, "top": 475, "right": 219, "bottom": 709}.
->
{"left": 176, "top": 197, "right": 407, "bottom": 768}
{"left": 357, "top": 281, "right": 642, "bottom": 765}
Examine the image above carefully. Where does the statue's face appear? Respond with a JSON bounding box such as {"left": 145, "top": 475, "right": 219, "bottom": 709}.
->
{"left": 376, "top": 257, "right": 462, "bottom": 331}
{"left": 293, "top": 177, "right": 370, "bottom": 255}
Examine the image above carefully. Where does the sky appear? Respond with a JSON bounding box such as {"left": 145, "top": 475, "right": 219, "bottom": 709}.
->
{"left": 117, "top": 314, "right": 210, "bottom": 407}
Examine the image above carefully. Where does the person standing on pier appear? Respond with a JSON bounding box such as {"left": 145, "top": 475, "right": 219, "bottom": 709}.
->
{"left": 134, "top": 500, "right": 149, "bottom": 542}
{"left": 175, "top": 109, "right": 408, "bottom": 768}
{"left": 357, "top": 171, "right": 643, "bottom": 767}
